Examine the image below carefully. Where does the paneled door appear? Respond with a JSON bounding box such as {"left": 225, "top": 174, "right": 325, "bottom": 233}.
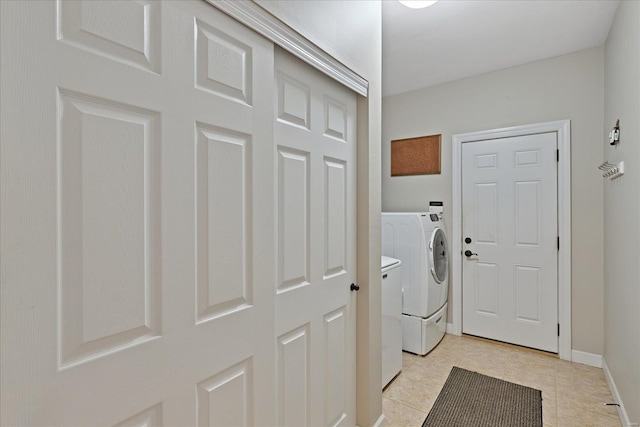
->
{"left": 1, "top": 1, "right": 279, "bottom": 425}
{"left": 461, "top": 133, "right": 558, "bottom": 352}
{"left": 1, "top": 1, "right": 359, "bottom": 425}
{"left": 274, "top": 47, "right": 357, "bottom": 426}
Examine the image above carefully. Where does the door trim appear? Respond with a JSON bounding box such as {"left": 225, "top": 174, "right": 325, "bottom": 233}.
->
{"left": 207, "top": 0, "right": 369, "bottom": 97}
{"left": 451, "top": 120, "right": 571, "bottom": 361}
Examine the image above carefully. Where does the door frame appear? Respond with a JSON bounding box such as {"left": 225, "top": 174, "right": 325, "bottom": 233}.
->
{"left": 451, "top": 120, "right": 571, "bottom": 361}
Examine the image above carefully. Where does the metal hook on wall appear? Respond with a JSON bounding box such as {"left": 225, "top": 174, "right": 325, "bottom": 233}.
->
{"left": 598, "top": 160, "right": 624, "bottom": 179}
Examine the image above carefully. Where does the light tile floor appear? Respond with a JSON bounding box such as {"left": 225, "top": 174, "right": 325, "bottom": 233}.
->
{"left": 383, "top": 334, "right": 622, "bottom": 427}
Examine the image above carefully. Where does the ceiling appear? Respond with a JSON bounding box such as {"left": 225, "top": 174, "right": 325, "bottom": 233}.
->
{"left": 382, "top": 0, "right": 619, "bottom": 97}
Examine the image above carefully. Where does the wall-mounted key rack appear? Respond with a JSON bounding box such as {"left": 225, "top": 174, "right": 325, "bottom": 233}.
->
{"left": 598, "top": 161, "right": 624, "bottom": 179}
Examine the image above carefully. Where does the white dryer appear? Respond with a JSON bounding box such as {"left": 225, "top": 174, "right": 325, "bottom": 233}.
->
{"left": 381, "top": 212, "right": 449, "bottom": 355}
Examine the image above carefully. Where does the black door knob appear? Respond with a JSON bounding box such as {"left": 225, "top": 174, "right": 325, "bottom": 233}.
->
{"left": 350, "top": 283, "right": 360, "bottom": 291}
{"left": 464, "top": 250, "right": 478, "bottom": 257}
{"left": 465, "top": 237, "right": 472, "bottom": 244}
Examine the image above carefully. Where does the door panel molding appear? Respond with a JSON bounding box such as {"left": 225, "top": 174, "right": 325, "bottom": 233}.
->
{"left": 206, "top": 0, "right": 368, "bottom": 97}
{"left": 452, "top": 120, "right": 571, "bottom": 361}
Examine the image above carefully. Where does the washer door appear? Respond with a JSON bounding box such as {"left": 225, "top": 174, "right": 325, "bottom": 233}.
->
{"left": 429, "top": 228, "right": 448, "bottom": 284}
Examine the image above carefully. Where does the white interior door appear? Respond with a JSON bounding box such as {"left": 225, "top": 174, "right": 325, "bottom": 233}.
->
{"left": 1, "top": 2, "right": 358, "bottom": 425}
{"left": 1, "top": 1, "right": 278, "bottom": 425}
{"left": 274, "top": 47, "right": 357, "bottom": 426}
{"left": 461, "top": 133, "right": 558, "bottom": 352}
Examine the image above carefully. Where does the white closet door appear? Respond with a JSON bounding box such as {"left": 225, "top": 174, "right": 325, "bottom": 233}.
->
{"left": 274, "top": 47, "right": 357, "bottom": 426}
{"left": 1, "top": 1, "right": 276, "bottom": 425}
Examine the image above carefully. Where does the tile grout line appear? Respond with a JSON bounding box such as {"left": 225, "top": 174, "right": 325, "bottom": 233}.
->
{"left": 383, "top": 396, "right": 429, "bottom": 417}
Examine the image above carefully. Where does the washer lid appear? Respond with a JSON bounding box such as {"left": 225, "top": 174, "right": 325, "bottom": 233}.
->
{"left": 381, "top": 256, "right": 400, "bottom": 270}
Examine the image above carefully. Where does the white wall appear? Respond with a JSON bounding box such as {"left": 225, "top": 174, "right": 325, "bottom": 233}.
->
{"left": 603, "top": 0, "right": 640, "bottom": 423}
{"left": 254, "top": 2, "right": 383, "bottom": 425}
{"left": 382, "top": 48, "right": 605, "bottom": 355}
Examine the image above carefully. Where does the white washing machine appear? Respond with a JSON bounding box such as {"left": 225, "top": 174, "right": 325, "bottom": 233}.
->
{"left": 381, "top": 256, "right": 402, "bottom": 388}
{"left": 381, "top": 210, "right": 449, "bottom": 355}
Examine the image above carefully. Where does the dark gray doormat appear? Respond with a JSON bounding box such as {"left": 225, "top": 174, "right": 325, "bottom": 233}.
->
{"left": 422, "top": 367, "right": 542, "bottom": 427}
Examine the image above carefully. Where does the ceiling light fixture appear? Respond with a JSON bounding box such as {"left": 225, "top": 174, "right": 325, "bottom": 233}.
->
{"left": 398, "top": 0, "right": 439, "bottom": 9}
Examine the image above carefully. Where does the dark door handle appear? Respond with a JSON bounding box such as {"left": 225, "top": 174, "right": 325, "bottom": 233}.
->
{"left": 350, "top": 283, "right": 359, "bottom": 291}
{"left": 464, "top": 250, "right": 478, "bottom": 258}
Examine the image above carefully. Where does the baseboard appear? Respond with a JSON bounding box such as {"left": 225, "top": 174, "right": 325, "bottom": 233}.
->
{"left": 371, "top": 412, "right": 386, "bottom": 427}
{"left": 446, "top": 322, "right": 455, "bottom": 334}
{"left": 603, "top": 358, "right": 636, "bottom": 427}
{"left": 571, "top": 349, "right": 603, "bottom": 368}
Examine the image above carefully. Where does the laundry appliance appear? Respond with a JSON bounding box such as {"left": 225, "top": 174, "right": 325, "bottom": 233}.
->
{"left": 381, "top": 208, "right": 449, "bottom": 355}
{"left": 381, "top": 256, "right": 402, "bottom": 388}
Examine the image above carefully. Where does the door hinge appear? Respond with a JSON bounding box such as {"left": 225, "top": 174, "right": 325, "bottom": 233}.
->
{"left": 557, "top": 236, "right": 560, "bottom": 250}
{"left": 557, "top": 149, "right": 559, "bottom": 162}
{"left": 557, "top": 323, "right": 560, "bottom": 337}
